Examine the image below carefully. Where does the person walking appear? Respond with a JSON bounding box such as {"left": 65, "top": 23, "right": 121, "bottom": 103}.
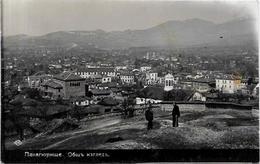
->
{"left": 145, "top": 102, "right": 153, "bottom": 130}
{"left": 172, "top": 102, "right": 180, "bottom": 127}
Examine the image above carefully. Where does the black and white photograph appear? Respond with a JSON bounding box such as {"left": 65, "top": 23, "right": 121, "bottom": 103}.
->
{"left": 1, "top": 0, "right": 259, "bottom": 162}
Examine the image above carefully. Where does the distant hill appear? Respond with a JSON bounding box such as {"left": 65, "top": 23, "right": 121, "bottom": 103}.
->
{"left": 4, "top": 18, "right": 257, "bottom": 50}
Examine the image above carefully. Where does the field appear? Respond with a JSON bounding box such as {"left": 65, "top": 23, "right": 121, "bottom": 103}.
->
{"left": 6, "top": 107, "right": 259, "bottom": 150}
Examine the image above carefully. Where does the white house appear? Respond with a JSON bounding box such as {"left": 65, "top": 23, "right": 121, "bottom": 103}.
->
{"left": 115, "top": 66, "right": 127, "bottom": 71}
{"left": 216, "top": 76, "right": 241, "bottom": 94}
{"left": 136, "top": 97, "right": 162, "bottom": 105}
{"left": 76, "top": 67, "right": 116, "bottom": 78}
{"left": 101, "top": 76, "right": 112, "bottom": 83}
{"left": 140, "top": 66, "right": 152, "bottom": 72}
{"left": 120, "top": 73, "right": 135, "bottom": 84}
{"left": 188, "top": 91, "right": 206, "bottom": 102}
{"left": 146, "top": 72, "right": 158, "bottom": 85}
{"left": 72, "top": 97, "right": 93, "bottom": 106}
{"left": 164, "top": 73, "right": 176, "bottom": 91}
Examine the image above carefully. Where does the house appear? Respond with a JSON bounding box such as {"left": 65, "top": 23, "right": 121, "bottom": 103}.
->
{"left": 41, "top": 71, "right": 87, "bottom": 99}
{"left": 97, "top": 82, "right": 118, "bottom": 90}
{"left": 136, "top": 97, "right": 162, "bottom": 105}
{"left": 158, "top": 77, "right": 165, "bottom": 85}
{"left": 76, "top": 67, "right": 116, "bottom": 78}
{"left": 164, "top": 73, "right": 177, "bottom": 91}
{"left": 240, "top": 79, "right": 248, "bottom": 89}
{"left": 140, "top": 66, "right": 152, "bottom": 72}
{"left": 216, "top": 75, "right": 241, "bottom": 94}
{"left": 90, "top": 89, "right": 112, "bottom": 100}
{"left": 146, "top": 72, "right": 158, "bottom": 85}
{"left": 41, "top": 80, "right": 63, "bottom": 99}
{"left": 28, "top": 71, "right": 52, "bottom": 89}
{"left": 71, "top": 96, "right": 93, "bottom": 107}
{"left": 102, "top": 76, "right": 112, "bottom": 83}
{"left": 115, "top": 66, "right": 127, "bottom": 71}
{"left": 192, "top": 78, "right": 213, "bottom": 93}
{"left": 188, "top": 91, "right": 206, "bottom": 102}
{"left": 120, "top": 73, "right": 135, "bottom": 84}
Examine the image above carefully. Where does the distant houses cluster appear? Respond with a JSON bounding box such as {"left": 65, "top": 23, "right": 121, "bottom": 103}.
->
{"left": 26, "top": 63, "right": 259, "bottom": 106}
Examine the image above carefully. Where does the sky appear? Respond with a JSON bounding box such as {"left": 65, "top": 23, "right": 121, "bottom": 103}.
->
{"left": 2, "top": 0, "right": 259, "bottom": 36}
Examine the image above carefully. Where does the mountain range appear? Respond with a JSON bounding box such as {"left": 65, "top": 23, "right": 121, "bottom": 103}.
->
{"left": 4, "top": 18, "right": 258, "bottom": 50}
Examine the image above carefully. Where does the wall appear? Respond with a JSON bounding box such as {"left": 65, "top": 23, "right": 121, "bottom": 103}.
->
{"left": 64, "top": 80, "right": 86, "bottom": 99}
{"left": 160, "top": 103, "right": 206, "bottom": 112}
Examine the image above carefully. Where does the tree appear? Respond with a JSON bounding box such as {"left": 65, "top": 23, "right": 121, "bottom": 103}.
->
{"left": 9, "top": 104, "right": 29, "bottom": 141}
{"left": 127, "top": 97, "right": 135, "bottom": 118}
{"left": 21, "top": 88, "right": 42, "bottom": 100}
{"left": 121, "top": 97, "right": 135, "bottom": 118}
{"left": 36, "top": 105, "right": 48, "bottom": 122}
{"left": 69, "top": 105, "right": 83, "bottom": 122}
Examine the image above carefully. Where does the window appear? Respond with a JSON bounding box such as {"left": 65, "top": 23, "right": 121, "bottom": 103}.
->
{"left": 70, "top": 82, "right": 80, "bottom": 86}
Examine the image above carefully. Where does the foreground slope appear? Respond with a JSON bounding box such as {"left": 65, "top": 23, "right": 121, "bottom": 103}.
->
{"left": 6, "top": 108, "right": 259, "bottom": 150}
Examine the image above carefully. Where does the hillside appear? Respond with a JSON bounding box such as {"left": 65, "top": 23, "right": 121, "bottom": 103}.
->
{"left": 6, "top": 107, "right": 258, "bottom": 150}
{"left": 4, "top": 18, "right": 257, "bottom": 50}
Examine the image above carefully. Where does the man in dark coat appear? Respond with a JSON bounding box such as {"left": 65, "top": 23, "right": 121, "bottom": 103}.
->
{"left": 145, "top": 102, "right": 153, "bottom": 130}
{"left": 172, "top": 102, "right": 180, "bottom": 127}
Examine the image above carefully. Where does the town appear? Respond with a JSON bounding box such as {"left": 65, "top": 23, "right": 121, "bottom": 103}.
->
{"left": 3, "top": 43, "right": 259, "bottom": 148}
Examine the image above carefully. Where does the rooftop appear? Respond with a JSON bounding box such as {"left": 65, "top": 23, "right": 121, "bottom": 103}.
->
{"left": 78, "top": 67, "right": 115, "bottom": 73}
{"left": 42, "top": 80, "right": 63, "bottom": 89}
{"left": 54, "top": 71, "right": 85, "bottom": 81}
{"left": 90, "top": 89, "right": 111, "bottom": 95}
{"left": 216, "top": 75, "right": 241, "bottom": 80}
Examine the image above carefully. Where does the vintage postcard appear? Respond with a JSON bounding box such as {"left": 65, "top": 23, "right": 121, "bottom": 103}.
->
{"left": 1, "top": 0, "right": 259, "bottom": 162}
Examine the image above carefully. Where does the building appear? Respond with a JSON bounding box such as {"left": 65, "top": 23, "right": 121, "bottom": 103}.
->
{"left": 146, "top": 72, "right": 158, "bottom": 85}
{"left": 90, "top": 89, "right": 112, "bottom": 100}
{"left": 120, "top": 73, "right": 135, "bottom": 84}
{"left": 192, "top": 78, "right": 213, "bottom": 93}
{"left": 115, "top": 66, "right": 127, "bottom": 71}
{"left": 76, "top": 67, "right": 116, "bottom": 78}
{"left": 164, "top": 73, "right": 175, "bottom": 91}
{"left": 71, "top": 97, "right": 93, "bottom": 106}
{"left": 101, "top": 76, "right": 112, "bottom": 83}
{"left": 216, "top": 75, "right": 241, "bottom": 94}
{"left": 41, "top": 71, "right": 87, "bottom": 99}
{"left": 28, "top": 71, "right": 52, "bottom": 89}
{"left": 140, "top": 66, "right": 152, "bottom": 72}
{"left": 188, "top": 91, "right": 206, "bottom": 102}
{"left": 41, "top": 80, "right": 63, "bottom": 98}
{"left": 136, "top": 97, "right": 162, "bottom": 105}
